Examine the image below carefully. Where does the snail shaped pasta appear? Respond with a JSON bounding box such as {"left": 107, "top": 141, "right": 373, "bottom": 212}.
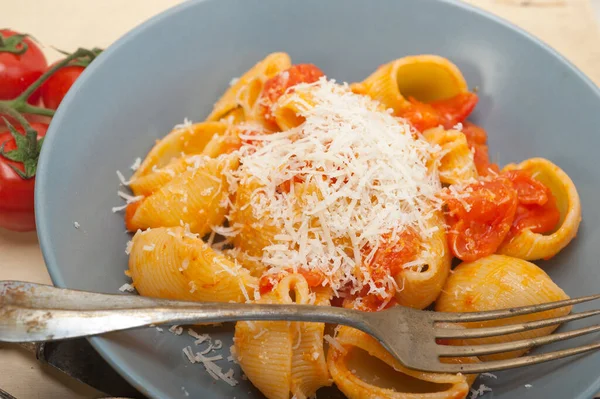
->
{"left": 393, "top": 211, "right": 451, "bottom": 309}
{"left": 497, "top": 158, "right": 581, "bottom": 260}
{"left": 436, "top": 254, "right": 570, "bottom": 360}
{"left": 234, "top": 274, "right": 332, "bottom": 399}
{"left": 126, "top": 154, "right": 238, "bottom": 236}
{"left": 423, "top": 127, "right": 478, "bottom": 185}
{"left": 327, "top": 326, "right": 477, "bottom": 399}
{"left": 350, "top": 55, "right": 468, "bottom": 113}
{"left": 128, "top": 226, "right": 257, "bottom": 303}
{"left": 206, "top": 52, "right": 292, "bottom": 123}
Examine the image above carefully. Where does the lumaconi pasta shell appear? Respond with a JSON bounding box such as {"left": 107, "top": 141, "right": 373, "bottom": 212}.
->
{"left": 423, "top": 127, "right": 478, "bottom": 185}
{"left": 272, "top": 86, "right": 317, "bottom": 131}
{"left": 498, "top": 158, "right": 582, "bottom": 260}
{"left": 350, "top": 55, "right": 468, "bottom": 113}
{"left": 206, "top": 52, "right": 292, "bottom": 122}
{"left": 128, "top": 227, "right": 257, "bottom": 302}
{"left": 229, "top": 177, "right": 285, "bottom": 258}
{"left": 435, "top": 254, "right": 571, "bottom": 361}
{"left": 130, "top": 155, "right": 192, "bottom": 197}
{"left": 126, "top": 155, "right": 238, "bottom": 236}
{"left": 394, "top": 211, "right": 451, "bottom": 309}
{"left": 327, "top": 326, "right": 473, "bottom": 399}
{"left": 132, "top": 121, "right": 229, "bottom": 180}
{"left": 234, "top": 275, "right": 331, "bottom": 399}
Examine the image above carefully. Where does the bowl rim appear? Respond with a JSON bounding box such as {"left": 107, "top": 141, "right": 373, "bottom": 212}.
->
{"left": 35, "top": 0, "right": 600, "bottom": 398}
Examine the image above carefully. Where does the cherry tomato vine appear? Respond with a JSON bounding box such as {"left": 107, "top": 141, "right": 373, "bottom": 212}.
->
{"left": 0, "top": 29, "right": 100, "bottom": 232}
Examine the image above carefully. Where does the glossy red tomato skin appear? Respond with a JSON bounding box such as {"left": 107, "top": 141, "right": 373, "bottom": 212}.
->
{"left": 398, "top": 92, "right": 478, "bottom": 133}
{"left": 0, "top": 30, "right": 47, "bottom": 104}
{"left": 430, "top": 92, "right": 479, "bottom": 128}
{"left": 0, "top": 123, "right": 48, "bottom": 232}
{"left": 459, "top": 121, "right": 500, "bottom": 176}
{"left": 398, "top": 98, "right": 441, "bottom": 132}
{"left": 445, "top": 177, "right": 518, "bottom": 262}
{"left": 504, "top": 170, "right": 561, "bottom": 237}
{"left": 40, "top": 63, "right": 85, "bottom": 109}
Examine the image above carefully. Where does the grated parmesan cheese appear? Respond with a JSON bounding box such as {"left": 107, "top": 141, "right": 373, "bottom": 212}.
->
{"left": 130, "top": 157, "right": 142, "bottom": 171}
{"left": 469, "top": 384, "right": 492, "bottom": 399}
{"left": 142, "top": 243, "right": 155, "bottom": 251}
{"left": 169, "top": 325, "right": 183, "bottom": 335}
{"left": 118, "top": 283, "right": 135, "bottom": 293}
{"left": 125, "top": 240, "right": 133, "bottom": 255}
{"left": 223, "top": 78, "right": 443, "bottom": 297}
{"left": 324, "top": 334, "right": 347, "bottom": 355}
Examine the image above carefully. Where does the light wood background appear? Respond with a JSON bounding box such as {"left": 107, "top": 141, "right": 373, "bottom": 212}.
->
{"left": 1, "top": 0, "right": 599, "bottom": 398}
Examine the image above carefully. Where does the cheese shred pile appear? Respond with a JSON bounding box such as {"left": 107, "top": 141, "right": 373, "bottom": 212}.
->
{"left": 225, "top": 79, "right": 443, "bottom": 297}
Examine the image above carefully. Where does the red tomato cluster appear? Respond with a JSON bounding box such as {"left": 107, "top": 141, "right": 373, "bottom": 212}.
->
{"left": 444, "top": 171, "right": 560, "bottom": 262}
{"left": 0, "top": 29, "right": 99, "bottom": 232}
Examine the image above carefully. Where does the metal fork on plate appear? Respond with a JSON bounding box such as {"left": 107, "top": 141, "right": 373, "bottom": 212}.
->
{"left": 1, "top": 281, "right": 599, "bottom": 374}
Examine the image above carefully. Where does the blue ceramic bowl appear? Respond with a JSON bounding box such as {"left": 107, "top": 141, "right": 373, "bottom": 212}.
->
{"left": 35, "top": 0, "right": 600, "bottom": 398}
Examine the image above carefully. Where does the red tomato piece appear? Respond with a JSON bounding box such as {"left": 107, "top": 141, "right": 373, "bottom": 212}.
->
{"left": 504, "top": 170, "right": 549, "bottom": 205}
{"left": 504, "top": 170, "right": 561, "bottom": 237}
{"left": 461, "top": 121, "right": 488, "bottom": 146}
{"left": 258, "top": 267, "right": 325, "bottom": 296}
{"left": 0, "top": 30, "right": 48, "bottom": 104}
{"left": 430, "top": 92, "right": 479, "bottom": 129}
{"left": 444, "top": 177, "right": 518, "bottom": 262}
{"left": 0, "top": 122, "right": 48, "bottom": 231}
{"left": 461, "top": 121, "right": 499, "bottom": 176}
{"left": 367, "top": 229, "right": 420, "bottom": 278}
{"left": 259, "top": 64, "right": 324, "bottom": 124}
{"left": 397, "top": 98, "right": 442, "bottom": 132}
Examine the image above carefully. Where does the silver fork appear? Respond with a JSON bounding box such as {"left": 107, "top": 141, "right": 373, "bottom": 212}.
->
{"left": 1, "top": 280, "right": 600, "bottom": 374}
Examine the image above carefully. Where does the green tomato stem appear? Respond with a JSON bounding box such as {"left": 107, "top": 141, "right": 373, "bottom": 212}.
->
{"left": 15, "top": 47, "right": 97, "bottom": 104}
{"left": 19, "top": 103, "right": 55, "bottom": 117}
{"left": 0, "top": 103, "right": 33, "bottom": 129}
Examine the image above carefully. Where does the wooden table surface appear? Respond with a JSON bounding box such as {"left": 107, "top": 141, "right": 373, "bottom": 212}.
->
{"left": 2, "top": 0, "right": 600, "bottom": 398}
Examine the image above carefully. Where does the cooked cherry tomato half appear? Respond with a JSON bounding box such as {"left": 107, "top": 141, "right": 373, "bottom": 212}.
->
{"left": 367, "top": 229, "right": 420, "bottom": 278}
{"left": 504, "top": 170, "right": 561, "bottom": 237}
{"left": 461, "top": 122, "right": 499, "bottom": 176}
{"left": 398, "top": 98, "right": 442, "bottom": 132}
{"left": 398, "top": 92, "right": 478, "bottom": 133}
{"left": 445, "top": 177, "right": 518, "bottom": 262}
{"left": 430, "top": 92, "right": 479, "bottom": 129}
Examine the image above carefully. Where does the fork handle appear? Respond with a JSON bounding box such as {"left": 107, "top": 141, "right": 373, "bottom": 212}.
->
{"left": 0, "top": 281, "right": 370, "bottom": 342}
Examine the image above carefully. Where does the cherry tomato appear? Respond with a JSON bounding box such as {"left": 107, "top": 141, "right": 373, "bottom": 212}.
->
{"left": 445, "top": 177, "right": 518, "bottom": 262}
{"left": 0, "top": 30, "right": 47, "bottom": 104}
{"left": 398, "top": 92, "right": 478, "bottom": 133}
{"left": 397, "top": 98, "right": 441, "bottom": 132}
{"left": 461, "top": 121, "right": 487, "bottom": 146}
{"left": 259, "top": 64, "right": 324, "bottom": 125}
{"left": 461, "top": 122, "right": 499, "bottom": 176}
{"left": 504, "top": 170, "right": 560, "bottom": 237}
{"left": 258, "top": 267, "right": 325, "bottom": 295}
{"left": 367, "top": 229, "right": 420, "bottom": 278}
{"left": 0, "top": 122, "right": 48, "bottom": 231}
{"left": 40, "top": 63, "right": 85, "bottom": 109}
{"left": 430, "top": 92, "right": 479, "bottom": 128}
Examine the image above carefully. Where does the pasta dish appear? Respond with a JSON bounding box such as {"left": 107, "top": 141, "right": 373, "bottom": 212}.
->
{"left": 119, "top": 53, "right": 581, "bottom": 398}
